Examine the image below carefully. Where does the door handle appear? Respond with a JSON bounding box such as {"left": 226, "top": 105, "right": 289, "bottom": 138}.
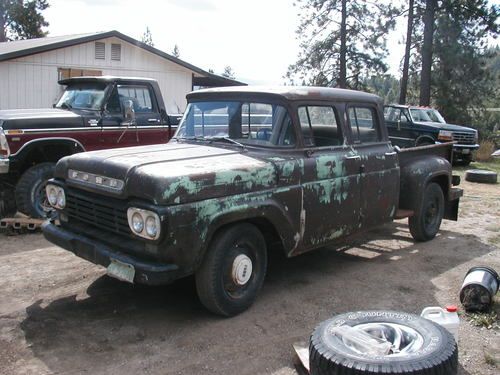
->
{"left": 345, "top": 155, "right": 361, "bottom": 160}
{"left": 147, "top": 118, "right": 159, "bottom": 123}
{"left": 385, "top": 151, "right": 397, "bottom": 156}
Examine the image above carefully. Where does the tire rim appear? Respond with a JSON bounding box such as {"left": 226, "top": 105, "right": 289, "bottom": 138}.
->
{"left": 231, "top": 254, "right": 253, "bottom": 286}
{"left": 33, "top": 179, "right": 52, "bottom": 216}
{"left": 424, "top": 196, "right": 439, "bottom": 229}
{"left": 342, "top": 323, "right": 424, "bottom": 356}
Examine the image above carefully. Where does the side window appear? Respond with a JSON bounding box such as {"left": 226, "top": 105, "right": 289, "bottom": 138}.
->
{"left": 117, "top": 85, "right": 154, "bottom": 113}
{"left": 298, "top": 106, "right": 342, "bottom": 147}
{"left": 348, "top": 106, "right": 380, "bottom": 143}
{"left": 241, "top": 103, "right": 295, "bottom": 147}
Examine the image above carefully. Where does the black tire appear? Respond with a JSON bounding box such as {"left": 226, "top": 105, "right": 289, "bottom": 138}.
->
{"left": 465, "top": 169, "right": 497, "bottom": 184}
{"left": 15, "top": 163, "right": 55, "bottom": 218}
{"left": 0, "top": 187, "right": 17, "bottom": 219}
{"left": 309, "top": 310, "right": 458, "bottom": 375}
{"left": 195, "top": 223, "right": 267, "bottom": 316}
{"left": 409, "top": 182, "right": 444, "bottom": 242}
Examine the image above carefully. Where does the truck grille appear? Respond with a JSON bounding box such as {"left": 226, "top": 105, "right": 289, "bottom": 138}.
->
{"left": 65, "top": 189, "right": 131, "bottom": 236}
{"left": 452, "top": 132, "right": 475, "bottom": 145}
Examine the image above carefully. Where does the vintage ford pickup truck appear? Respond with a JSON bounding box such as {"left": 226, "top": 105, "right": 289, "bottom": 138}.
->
{"left": 43, "top": 87, "right": 463, "bottom": 316}
{"left": 0, "top": 76, "right": 180, "bottom": 218}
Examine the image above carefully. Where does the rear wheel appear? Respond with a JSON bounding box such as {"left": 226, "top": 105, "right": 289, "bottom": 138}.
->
{"left": 195, "top": 223, "right": 267, "bottom": 316}
{"left": 409, "top": 182, "right": 444, "bottom": 242}
{"left": 15, "top": 163, "right": 55, "bottom": 218}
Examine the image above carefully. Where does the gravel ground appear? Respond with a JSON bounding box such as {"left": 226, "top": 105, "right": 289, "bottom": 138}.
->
{"left": 0, "top": 177, "right": 498, "bottom": 375}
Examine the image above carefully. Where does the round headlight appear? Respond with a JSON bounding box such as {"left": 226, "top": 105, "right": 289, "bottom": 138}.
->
{"left": 132, "top": 213, "right": 144, "bottom": 233}
{"left": 47, "top": 187, "right": 58, "bottom": 206}
{"left": 145, "top": 216, "right": 158, "bottom": 238}
{"left": 57, "top": 190, "right": 66, "bottom": 208}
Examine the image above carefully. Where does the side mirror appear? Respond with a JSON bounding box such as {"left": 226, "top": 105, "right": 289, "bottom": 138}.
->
{"left": 122, "top": 100, "right": 136, "bottom": 124}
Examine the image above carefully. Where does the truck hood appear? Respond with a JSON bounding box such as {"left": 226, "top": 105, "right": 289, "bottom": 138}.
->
{"left": 55, "top": 142, "right": 277, "bottom": 205}
{"left": 414, "top": 121, "right": 476, "bottom": 133}
{"left": 0, "top": 108, "right": 83, "bottom": 129}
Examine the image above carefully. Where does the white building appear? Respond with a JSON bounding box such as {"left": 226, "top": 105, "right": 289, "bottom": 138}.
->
{"left": 0, "top": 30, "right": 243, "bottom": 113}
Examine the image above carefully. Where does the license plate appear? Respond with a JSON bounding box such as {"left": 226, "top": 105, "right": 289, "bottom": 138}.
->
{"left": 107, "top": 259, "right": 135, "bottom": 283}
{"left": 462, "top": 149, "right": 470, "bottom": 154}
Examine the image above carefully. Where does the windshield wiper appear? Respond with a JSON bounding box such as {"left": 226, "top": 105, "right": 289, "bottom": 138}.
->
{"left": 207, "top": 136, "right": 246, "bottom": 149}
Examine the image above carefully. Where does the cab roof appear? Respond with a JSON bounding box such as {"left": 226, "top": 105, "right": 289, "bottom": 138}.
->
{"left": 58, "top": 75, "right": 158, "bottom": 85}
{"left": 188, "top": 86, "right": 382, "bottom": 104}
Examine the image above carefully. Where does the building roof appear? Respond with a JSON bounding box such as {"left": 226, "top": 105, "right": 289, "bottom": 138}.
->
{"left": 188, "top": 86, "right": 382, "bottom": 103}
{"left": 0, "top": 30, "right": 245, "bottom": 86}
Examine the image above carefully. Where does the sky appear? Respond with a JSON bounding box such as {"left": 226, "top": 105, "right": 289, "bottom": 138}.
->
{"left": 43, "top": 0, "right": 410, "bottom": 85}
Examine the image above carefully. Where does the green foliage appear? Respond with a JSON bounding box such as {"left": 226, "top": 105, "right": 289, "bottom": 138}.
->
{"left": 432, "top": 0, "right": 499, "bottom": 126}
{"left": 286, "top": 0, "right": 399, "bottom": 89}
{"left": 364, "top": 75, "right": 400, "bottom": 104}
{"left": 141, "top": 26, "right": 154, "bottom": 47}
{"left": 0, "top": 0, "right": 49, "bottom": 42}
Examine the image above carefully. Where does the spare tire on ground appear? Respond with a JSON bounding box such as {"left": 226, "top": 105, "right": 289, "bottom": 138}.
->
{"left": 464, "top": 169, "right": 497, "bottom": 184}
{"left": 309, "top": 310, "right": 458, "bottom": 375}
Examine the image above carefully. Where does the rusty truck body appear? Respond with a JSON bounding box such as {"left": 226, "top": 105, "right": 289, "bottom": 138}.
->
{"left": 43, "top": 86, "right": 463, "bottom": 316}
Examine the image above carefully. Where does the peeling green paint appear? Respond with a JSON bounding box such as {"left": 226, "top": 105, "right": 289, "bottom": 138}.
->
{"left": 315, "top": 155, "right": 345, "bottom": 180}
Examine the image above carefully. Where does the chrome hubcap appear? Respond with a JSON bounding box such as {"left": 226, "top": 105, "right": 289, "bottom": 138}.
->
{"left": 231, "top": 254, "right": 252, "bottom": 285}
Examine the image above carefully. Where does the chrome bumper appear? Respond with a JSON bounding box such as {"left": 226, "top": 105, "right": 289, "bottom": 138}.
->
{"left": 0, "top": 158, "right": 9, "bottom": 174}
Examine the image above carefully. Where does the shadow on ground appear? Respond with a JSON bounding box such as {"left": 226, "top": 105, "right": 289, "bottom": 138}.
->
{"left": 20, "top": 222, "right": 488, "bottom": 374}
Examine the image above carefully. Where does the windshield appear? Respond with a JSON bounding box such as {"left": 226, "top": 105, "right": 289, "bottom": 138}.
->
{"left": 56, "top": 83, "right": 107, "bottom": 110}
{"left": 175, "top": 101, "right": 296, "bottom": 147}
{"left": 410, "top": 108, "right": 446, "bottom": 123}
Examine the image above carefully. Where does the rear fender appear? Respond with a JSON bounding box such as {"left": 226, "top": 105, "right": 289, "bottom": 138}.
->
{"left": 399, "top": 155, "right": 453, "bottom": 214}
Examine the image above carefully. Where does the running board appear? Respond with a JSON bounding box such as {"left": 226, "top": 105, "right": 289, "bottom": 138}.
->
{"left": 394, "top": 209, "right": 414, "bottom": 219}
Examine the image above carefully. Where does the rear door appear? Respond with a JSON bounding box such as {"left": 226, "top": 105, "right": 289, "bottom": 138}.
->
{"left": 346, "top": 105, "right": 399, "bottom": 229}
{"left": 298, "top": 103, "right": 362, "bottom": 248}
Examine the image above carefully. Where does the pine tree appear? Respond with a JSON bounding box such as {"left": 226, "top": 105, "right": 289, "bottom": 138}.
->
{"left": 141, "top": 26, "right": 154, "bottom": 47}
{"left": 222, "top": 66, "right": 235, "bottom": 79}
{"left": 286, "top": 0, "right": 398, "bottom": 89}
{"left": 0, "top": 0, "right": 49, "bottom": 42}
{"left": 172, "top": 44, "right": 180, "bottom": 58}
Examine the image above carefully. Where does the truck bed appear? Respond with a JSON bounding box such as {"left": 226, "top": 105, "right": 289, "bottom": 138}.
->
{"left": 397, "top": 142, "right": 454, "bottom": 168}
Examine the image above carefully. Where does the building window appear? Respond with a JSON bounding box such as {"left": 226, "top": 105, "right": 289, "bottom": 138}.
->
{"left": 95, "top": 42, "right": 105, "bottom": 60}
{"left": 111, "top": 43, "right": 121, "bottom": 61}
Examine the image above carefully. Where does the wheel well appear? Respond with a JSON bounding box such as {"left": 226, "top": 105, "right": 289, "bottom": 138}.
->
{"left": 210, "top": 218, "right": 285, "bottom": 255}
{"left": 429, "top": 175, "right": 449, "bottom": 199}
{"left": 18, "top": 142, "right": 82, "bottom": 175}
{"left": 416, "top": 136, "right": 435, "bottom": 146}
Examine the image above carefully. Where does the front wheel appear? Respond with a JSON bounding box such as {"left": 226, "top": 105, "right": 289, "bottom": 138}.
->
{"left": 15, "top": 163, "right": 55, "bottom": 218}
{"left": 195, "top": 223, "right": 267, "bottom": 316}
{"left": 409, "top": 182, "right": 444, "bottom": 242}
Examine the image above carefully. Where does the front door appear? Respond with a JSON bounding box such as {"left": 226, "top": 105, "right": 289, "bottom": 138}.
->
{"left": 347, "top": 105, "right": 400, "bottom": 229}
{"left": 385, "top": 106, "right": 414, "bottom": 147}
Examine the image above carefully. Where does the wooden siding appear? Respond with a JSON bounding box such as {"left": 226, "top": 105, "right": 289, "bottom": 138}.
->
{"left": 0, "top": 36, "right": 193, "bottom": 113}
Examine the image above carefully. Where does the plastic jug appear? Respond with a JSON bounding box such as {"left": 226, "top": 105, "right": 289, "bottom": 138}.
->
{"left": 421, "top": 306, "right": 459, "bottom": 342}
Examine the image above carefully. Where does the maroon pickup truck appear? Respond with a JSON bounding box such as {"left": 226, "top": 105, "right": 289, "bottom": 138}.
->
{"left": 0, "top": 76, "right": 180, "bottom": 218}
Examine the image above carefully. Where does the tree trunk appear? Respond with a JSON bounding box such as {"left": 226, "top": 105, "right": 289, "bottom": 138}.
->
{"left": 419, "top": 0, "right": 436, "bottom": 106}
{"left": 338, "top": 0, "right": 347, "bottom": 88}
{"left": 0, "top": 2, "right": 7, "bottom": 43}
{"left": 399, "top": 0, "right": 414, "bottom": 104}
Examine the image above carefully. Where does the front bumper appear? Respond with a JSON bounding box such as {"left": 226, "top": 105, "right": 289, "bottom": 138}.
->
{"left": 0, "top": 158, "right": 9, "bottom": 174}
{"left": 42, "top": 222, "right": 179, "bottom": 285}
{"left": 453, "top": 143, "right": 479, "bottom": 155}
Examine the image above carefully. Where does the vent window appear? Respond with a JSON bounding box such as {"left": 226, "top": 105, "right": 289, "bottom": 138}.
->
{"left": 95, "top": 42, "right": 105, "bottom": 60}
{"left": 111, "top": 43, "right": 121, "bottom": 61}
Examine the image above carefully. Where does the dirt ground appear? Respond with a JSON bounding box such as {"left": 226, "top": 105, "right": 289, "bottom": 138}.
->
{"left": 0, "top": 176, "right": 498, "bottom": 375}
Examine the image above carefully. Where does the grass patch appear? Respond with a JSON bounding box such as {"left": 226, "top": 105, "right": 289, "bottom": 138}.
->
{"left": 484, "top": 351, "right": 497, "bottom": 367}
{"left": 466, "top": 311, "right": 498, "bottom": 329}
{"left": 454, "top": 158, "right": 500, "bottom": 175}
